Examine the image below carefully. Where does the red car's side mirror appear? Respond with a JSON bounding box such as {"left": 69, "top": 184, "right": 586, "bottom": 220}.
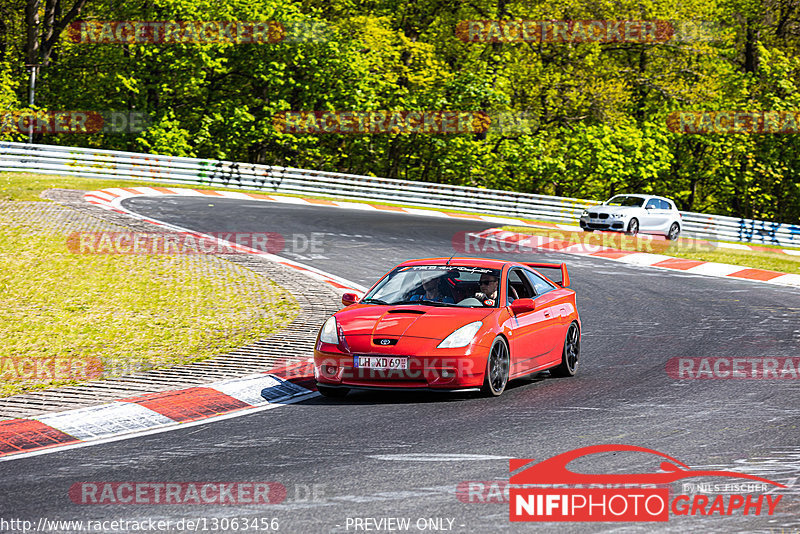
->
{"left": 510, "top": 298, "right": 536, "bottom": 315}
{"left": 341, "top": 293, "right": 359, "bottom": 307}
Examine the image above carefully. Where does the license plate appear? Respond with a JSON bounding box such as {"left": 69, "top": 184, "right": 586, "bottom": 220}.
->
{"left": 355, "top": 355, "right": 408, "bottom": 370}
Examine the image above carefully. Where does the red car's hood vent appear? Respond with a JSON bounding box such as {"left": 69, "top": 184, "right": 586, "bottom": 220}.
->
{"left": 372, "top": 310, "right": 423, "bottom": 337}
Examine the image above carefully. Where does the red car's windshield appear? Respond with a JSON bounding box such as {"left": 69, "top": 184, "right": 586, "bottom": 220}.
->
{"left": 361, "top": 265, "right": 502, "bottom": 307}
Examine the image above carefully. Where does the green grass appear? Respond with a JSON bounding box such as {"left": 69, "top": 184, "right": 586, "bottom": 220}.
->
{"left": 0, "top": 209, "right": 298, "bottom": 398}
{"left": 501, "top": 226, "right": 800, "bottom": 274}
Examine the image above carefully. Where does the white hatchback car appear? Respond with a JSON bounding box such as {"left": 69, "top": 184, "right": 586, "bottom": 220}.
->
{"left": 579, "top": 195, "right": 682, "bottom": 240}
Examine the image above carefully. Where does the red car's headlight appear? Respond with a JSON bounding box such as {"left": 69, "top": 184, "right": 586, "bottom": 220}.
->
{"left": 437, "top": 321, "right": 483, "bottom": 349}
{"left": 319, "top": 316, "right": 339, "bottom": 344}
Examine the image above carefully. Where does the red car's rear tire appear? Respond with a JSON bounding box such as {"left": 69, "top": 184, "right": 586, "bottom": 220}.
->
{"left": 551, "top": 322, "right": 580, "bottom": 377}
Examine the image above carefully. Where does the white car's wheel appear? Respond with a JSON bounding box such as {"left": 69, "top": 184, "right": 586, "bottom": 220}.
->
{"left": 668, "top": 223, "right": 680, "bottom": 241}
{"left": 626, "top": 218, "right": 639, "bottom": 236}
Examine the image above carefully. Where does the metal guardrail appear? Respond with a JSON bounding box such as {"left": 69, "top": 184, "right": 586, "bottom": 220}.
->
{"left": 2, "top": 141, "right": 799, "bottom": 248}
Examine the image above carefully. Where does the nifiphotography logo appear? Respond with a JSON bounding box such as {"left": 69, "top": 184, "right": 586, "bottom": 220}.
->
{"left": 509, "top": 444, "right": 785, "bottom": 522}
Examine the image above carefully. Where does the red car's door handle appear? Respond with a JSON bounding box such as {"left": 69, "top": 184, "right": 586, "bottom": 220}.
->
{"left": 544, "top": 310, "right": 551, "bottom": 317}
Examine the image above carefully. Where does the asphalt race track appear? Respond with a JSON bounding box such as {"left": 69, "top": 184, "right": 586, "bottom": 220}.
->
{"left": 1, "top": 196, "right": 799, "bottom": 533}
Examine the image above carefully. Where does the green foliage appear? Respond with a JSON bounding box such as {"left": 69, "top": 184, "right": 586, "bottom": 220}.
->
{"left": 6, "top": 0, "right": 800, "bottom": 222}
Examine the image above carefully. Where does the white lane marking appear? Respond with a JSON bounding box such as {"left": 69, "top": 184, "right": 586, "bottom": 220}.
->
{"left": 218, "top": 191, "right": 259, "bottom": 200}
{"left": 0, "top": 391, "right": 319, "bottom": 463}
{"left": 84, "top": 191, "right": 116, "bottom": 201}
{"left": 519, "top": 235, "right": 557, "bottom": 247}
{"left": 686, "top": 262, "right": 750, "bottom": 276}
{"left": 768, "top": 274, "right": 800, "bottom": 287}
{"left": 560, "top": 243, "right": 605, "bottom": 254}
{"left": 208, "top": 374, "right": 279, "bottom": 406}
{"left": 616, "top": 252, "right": 673, "bottom": 267}
{"left": 271, "top": 196, "right": 313, "bottom": 205}
{"left": 103, "top": 187, "right": 134, "bottom": 197}
{"left": 35, "top": 402, "right": 174, "bottom": 441}
{"left": 783, "top": 249, "right": 800, "bottom": 256}
{"left": 131, "top": 186, "right": 164, "bottom": 196}
{"left": 716, "top": 242, "right": 752, "bottom": 250}
{"left": 163, "top": 187, "right": 202, "bottom": 196}
{"left": 480, "top": 216, "right": 527, "bottom": 225}
{"left": 332, "top": 201, "right": 381, "bottom": 211}
{"left": 402, "top": 208, "right": 452, "bottom": 218}
{"left": 367, "top": 453, "right": 513, "bottom": 461}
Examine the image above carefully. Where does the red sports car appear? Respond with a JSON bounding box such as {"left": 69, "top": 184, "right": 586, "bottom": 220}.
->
{"left": 313, "top": 258, "right": 581, "bottom": 397}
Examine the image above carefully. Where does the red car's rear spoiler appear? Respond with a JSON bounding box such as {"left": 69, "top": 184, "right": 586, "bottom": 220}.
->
{"left": 524, "top": 262, "right": 570, "bottom": 288}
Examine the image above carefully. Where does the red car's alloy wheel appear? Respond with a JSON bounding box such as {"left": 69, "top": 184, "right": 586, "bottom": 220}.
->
{"left": 551, "top": 322, "right": 580, "bottom": 377}
{"left": 482, "top": 337, "right": 510, "bottom": 396}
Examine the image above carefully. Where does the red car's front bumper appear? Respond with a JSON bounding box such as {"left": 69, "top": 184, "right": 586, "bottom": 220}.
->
{"left": 314, "top": 338, "right": 490, "bottom": 390}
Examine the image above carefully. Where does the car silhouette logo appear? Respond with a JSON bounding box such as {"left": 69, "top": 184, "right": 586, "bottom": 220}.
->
{"left": 510, "top": 444, "right": 786, "bottom": 487}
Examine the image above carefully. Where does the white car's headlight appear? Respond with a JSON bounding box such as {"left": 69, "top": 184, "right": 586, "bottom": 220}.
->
{"left": 437, "top": 321, "right": 483, "bottom": 348}
{"left": 613, "top": 212, "right": 628, "bottom": 218}
{"left": 319, "top": 316, "right": 339, "bottom": 344}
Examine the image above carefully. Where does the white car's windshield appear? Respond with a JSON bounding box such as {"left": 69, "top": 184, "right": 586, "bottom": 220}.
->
{"left": 607, "top": 195, "right": 645, "bottom": 207}
{"left": 361, "top": 265, "right": 502, "bottom": 307}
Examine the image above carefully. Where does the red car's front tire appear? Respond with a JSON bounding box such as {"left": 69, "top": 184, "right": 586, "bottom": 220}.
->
{"left": 481, "top": 337, "right": 510, "bottom": 397}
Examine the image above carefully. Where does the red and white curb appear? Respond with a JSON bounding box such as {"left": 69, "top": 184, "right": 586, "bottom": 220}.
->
{"left": 0, "top": 362, "right": 317, "bottom": 461}
{"left": 471, "top": 228, "right": 800, "bottom": 288}
{"left": 82, "top": 187, "right": 367, "bottom": 295}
